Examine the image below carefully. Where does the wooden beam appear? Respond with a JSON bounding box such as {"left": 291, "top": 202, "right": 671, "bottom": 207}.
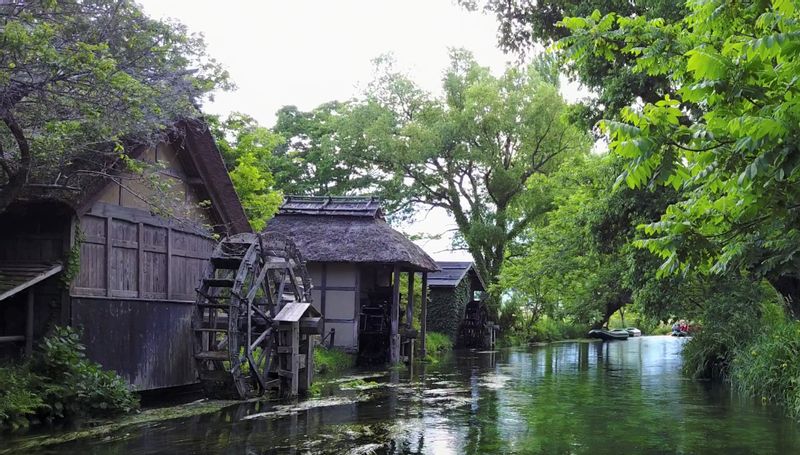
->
{"left": 406, "top": 272, "right": 414, "bottom": 328}
{"left": 166, "top": 227, "right": 172, "bottom": 300}
{"left": 138, "top": 222, "right": 144, "bottom": 298}
{"left": 105, "top": 216, "right": 112, "bottom": 297}
{"left": 390, "top": 265, "right": 401, "bottom": 364}
{"left": 0, "top": 264, "right": 63, "bottom": 302}
{"left": 421, "top": 272, "right": 428, "bottom": 358}
{"left": 25, "top": 289, "right": 34, "bottom": 356}
{"left": 0, "top": 336, "right": 25, "bottom": 343}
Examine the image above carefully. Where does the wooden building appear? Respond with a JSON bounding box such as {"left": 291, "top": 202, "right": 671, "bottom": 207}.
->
{"left": 265, "top": 196, "right": 439, "bottom": 363}
{"left": 0, "top": 119, "right": 250, "bottom": 390}
{"left": 428, "top": 261, "right": 497, "bottom": 349}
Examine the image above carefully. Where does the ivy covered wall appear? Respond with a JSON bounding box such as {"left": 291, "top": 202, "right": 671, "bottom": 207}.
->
{"left": 427, "top": 279, "right": 470, "bottom": 339}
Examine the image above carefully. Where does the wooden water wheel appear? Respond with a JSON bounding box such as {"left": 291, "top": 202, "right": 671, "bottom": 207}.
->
{"left": 458, "top": 300, "right": 491, "bottom": 349}
{"left": 193, "top": 232, "right": 313, "bottom": 399}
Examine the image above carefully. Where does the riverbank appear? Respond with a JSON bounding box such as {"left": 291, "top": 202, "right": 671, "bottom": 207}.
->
{"left": 0, "top": 398, "right": 243, "bottom": 454}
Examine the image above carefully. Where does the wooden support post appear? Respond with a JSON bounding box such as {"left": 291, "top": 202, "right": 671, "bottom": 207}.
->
{"left": 137, "top": 222, "right": 144, "bottom": 298}
{"left": 406, "top": 272, "right": 414, "bottom": 328}
{"left": 105, "top": 216, "right": 112, "bottom": 297}
{"left": 300, "top": 335, "right": 315, "bottom": 392}
{"left": 390, "top": 265, "right": 401, "bottom": 364}
{"left": 291, "top": 321, "right": 300, "bottom": 396}
{"left": 420, "top": 272, "right": 428, "bottom": 358}
{"left": 25, "top": 289, "right": 34, "bottom": 357}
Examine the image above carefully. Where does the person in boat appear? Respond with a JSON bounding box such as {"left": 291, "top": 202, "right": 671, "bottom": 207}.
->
{"left": 678, "top": 320, "right": 689, "bottom": 333}
{"left": 671, "top": 321, "right": 681, "bottom": 335}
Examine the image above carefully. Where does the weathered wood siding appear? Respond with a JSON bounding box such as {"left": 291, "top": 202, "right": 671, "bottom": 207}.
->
{"left": 71, "top": 298, "right": 195, "bottom": 390}
{"left": 70, "top": 202, "right": 214, "bottom": 389}
{"left": 74, "top": 204, "right": 213, "bottom": 300}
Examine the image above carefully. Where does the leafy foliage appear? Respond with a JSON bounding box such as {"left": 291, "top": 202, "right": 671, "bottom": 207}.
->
{"left": 0, "top": 326, "right": 137, "bottom": 431}
{"left": 731, "top": 308, "right": 800, "bottom": 417}
{"left": 427, "top": 282, "right": 471, "bottom": 340}
{"left": 461, "top": 0, "right": 685, "bottom": 126}
{"left": 0, "top": 0, "right": 230, "bottom": 212}
{"left": 500, "top": 153, "right": 685, "bottom": 328}
{"left": 559, "top": 0, "right": 800, "bottom": 316}
{"left": 342, "top": 51, "right": 588, "bottom": 304}
{"left": 211, "top": 113, "right": 283, "bottom": 231}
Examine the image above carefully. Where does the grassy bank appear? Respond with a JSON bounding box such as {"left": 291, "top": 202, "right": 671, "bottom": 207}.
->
{"left": 499, "top": 316, "right": 588, "bottom": 346}
{"left": 313, "top": 346, "right": 355, "bottom": 375}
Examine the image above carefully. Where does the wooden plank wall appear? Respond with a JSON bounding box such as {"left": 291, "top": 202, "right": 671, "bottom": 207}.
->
{"left": 71, "top": 298, "right": 195, "bottom": 390}
{"left": 73, "top": 204, "right": 213, "bottom": 301}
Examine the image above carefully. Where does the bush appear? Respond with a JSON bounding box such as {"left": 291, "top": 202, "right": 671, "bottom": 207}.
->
{"left": 313, "top": 346, "right": 355, "bottom": 375}
{"left": 0, "top": 367, "right": 43, "bottom": 431}
{"left": 681, "top": 282, "right": 767, "bottom": 380}
{"left": 529, "top": 317, "right": 586, "bottom": 342}
{"left": 731, "top": 318, "right": 800, "bottom": 417}
{"left": 0, "top": 326, "right": 138, "bottom": 431}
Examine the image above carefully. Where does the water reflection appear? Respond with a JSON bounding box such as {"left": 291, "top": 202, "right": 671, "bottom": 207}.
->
{"left": 9, "top": 337, "right": 800, "bottom": 454}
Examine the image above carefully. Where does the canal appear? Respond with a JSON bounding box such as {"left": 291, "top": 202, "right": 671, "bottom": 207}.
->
{"left": 7, "top": 336, "right": 800, "bottom": 454}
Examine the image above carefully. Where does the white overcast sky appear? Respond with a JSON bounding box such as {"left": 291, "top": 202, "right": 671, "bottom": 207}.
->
{"left": 138, "top": 0, "right": 513, "bottom": 127}
{"left": 136, "top": 0, "right": 565, "bottom": 261}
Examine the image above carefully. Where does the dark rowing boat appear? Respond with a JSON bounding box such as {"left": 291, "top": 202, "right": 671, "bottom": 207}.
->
{"left": 588, "top": 329, "right": 630, "bottom": 341}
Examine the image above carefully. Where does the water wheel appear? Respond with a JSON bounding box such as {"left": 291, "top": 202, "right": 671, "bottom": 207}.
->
{"left": 193, "top": 232, "right": 312, "bottom": 399}
{"left": 458, "top": 300, "right": 491, "bottom": 349}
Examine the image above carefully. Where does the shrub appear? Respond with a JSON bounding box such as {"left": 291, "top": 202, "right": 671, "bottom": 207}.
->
{"left": 313, "top": 346, "right": 355, "bottom": 375}
{"left": 731, "top": 318, "right": 800, "bottom": 417}
{"left": 681, "top": 282, "right": 767, "bottom": 380}
{"left": 0, "top": 367, "right": 43, "bottom": 431}
{"left": 0, "top": 326, "right": 138, "bottom": 431}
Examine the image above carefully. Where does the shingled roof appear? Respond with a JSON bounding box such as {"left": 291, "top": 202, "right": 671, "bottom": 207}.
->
{"left": 11, "top": 118, "right": 250, "bottom": 236}
{"left": 266, "top": 196, "right": 438, "bottom": 272}
{"left": 428, "top": 261, "right": 486, "bottom": 290}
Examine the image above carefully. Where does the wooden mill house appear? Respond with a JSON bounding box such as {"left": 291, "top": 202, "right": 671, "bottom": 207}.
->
{"left": 427, "top": 261, "right": 498, "bottom": 349}
{"left": 266, "top": 196, "right": 439, "bottom": 363}
{"left": 0, "top": 119, "right": 250, "bottom": 391}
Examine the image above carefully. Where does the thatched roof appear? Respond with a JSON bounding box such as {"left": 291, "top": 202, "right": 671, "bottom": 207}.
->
{"left": 429, "top": 261, "right": 486, "bottom": 291}
{"left": 281, "top": 196, "right": 382, "bottom": 218}
{"left": 265, "top": 196, "right": 438, "bottom": 272}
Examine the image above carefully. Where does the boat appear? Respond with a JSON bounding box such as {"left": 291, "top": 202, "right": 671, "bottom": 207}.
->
{"left": 588, "top": 329, "right": 630, "bottom": 341}
{"left": 625, "top": 327, "right": 642, "bottom": 337}
{"left": 671, "top": 330, "right": 689, "bottom": 337}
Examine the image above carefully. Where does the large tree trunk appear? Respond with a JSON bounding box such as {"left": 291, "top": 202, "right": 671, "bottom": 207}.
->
{"left": 592, "top": 290, "right": 632, "bottom": 329}
{"left": 0, "top": 113, "right": 31, "bottom": 213}
{"left": 768, "top": 275, "right": 800, "bottom": 320}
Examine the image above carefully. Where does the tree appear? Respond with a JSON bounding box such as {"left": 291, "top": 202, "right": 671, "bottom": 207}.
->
{"left": 210, "top": 113, "right": 283, "bottom": 231}
{"left": 559, "top": 1, "right": 800, "bottom": 316}
{"left": 501, "top": 154, "right": 687, "bottom": 327}
{"left": 338, "top": 51, "right": 588, "bottom": 305}
{"left": 0, "top": 0, "right": 229, "bottom": 212}
{"left": 461, "top": 0, "right": 685, "bottom": 126}
{"left": 271, "top": 103, "right": 373, "bottom": 196}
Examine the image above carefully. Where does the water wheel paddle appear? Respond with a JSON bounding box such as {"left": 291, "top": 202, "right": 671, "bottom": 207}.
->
{"left": 193, "top": 232, "right": 312, "bottom": 399}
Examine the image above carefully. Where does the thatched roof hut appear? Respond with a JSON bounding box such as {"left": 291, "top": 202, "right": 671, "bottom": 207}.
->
{"left": 266, "top": 196, "right": 438, "bottom": 272}
{"left": 265, "top": 196, "right": 438, "bottom": 361}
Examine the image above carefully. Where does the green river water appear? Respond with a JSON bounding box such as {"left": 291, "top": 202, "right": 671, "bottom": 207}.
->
{"left": 5, "top": 336, "right": 800, "bottom": 454}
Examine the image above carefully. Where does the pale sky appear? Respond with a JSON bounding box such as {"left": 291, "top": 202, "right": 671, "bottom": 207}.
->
{"left": 135, "top": 1, "right": 552, "bottom": 261}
